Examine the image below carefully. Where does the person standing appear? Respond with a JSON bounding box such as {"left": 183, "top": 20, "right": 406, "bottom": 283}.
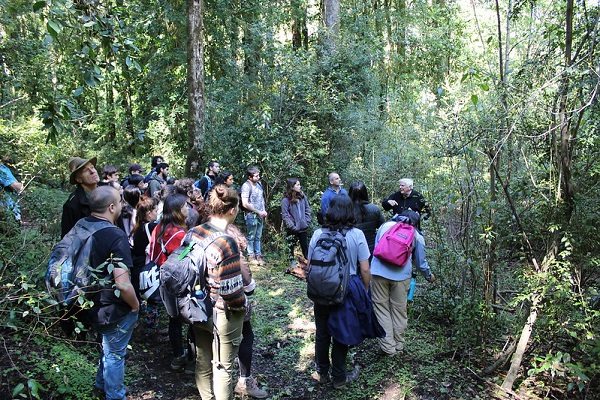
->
{"left": 319, "top": 172, "right": 348, "bottom": 223}
{"left": 148, "top": 194, "right": 188, "bottom": 370}
{"left": 144, "top": 155, "right": 164, "bottom": 183}
{"left": 348, "top": 182, "right": 385, "bottom": 255}
{"left": 370, "top": 211, "right": 435, "bottom": 357}
{"left": 281, "top": 178, "right": 311, "bottom": 266}
{"left": 0, "top": 161, "right": 23, "bottom": 221}
{"left": 382, "top": 178, "right": 430, "bottom": 220}
{"left": 240, "top": 166, "right": 267, "bottom": 266}
{"left": 121, "top": 163, "right": 144, "bottom": 187}
{"left": 147, "top": 162, "right": 169, "bottom": 199}
{"left": 85, "top": 186, "right": 139, "bottom": 400}
{"left": 190, "top": 184, "right": 246, "bottom": 400}
{"left": 195, "top": 161, "right": 220, "bottom": 200}
{"left": 61, "top": 156, "right": 99, "bottom": 238}
{"left": 309, "top": 195, "right": 370, "bottom": 389}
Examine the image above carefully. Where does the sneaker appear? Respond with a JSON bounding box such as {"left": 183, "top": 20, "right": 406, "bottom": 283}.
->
{"left": 170, "top": 350, "right": 188, "bottom": 371}
{"left": 332, "top": 366, "right": 360, "bottom": 389}
{"left": 234, "top": 376, "right": 268, "bottom": 399}
{"left": 311, "top": 371, "right": 331, "bottom": 384}
{"left": 256, "top": 255, "right": 266, "bottom": 266}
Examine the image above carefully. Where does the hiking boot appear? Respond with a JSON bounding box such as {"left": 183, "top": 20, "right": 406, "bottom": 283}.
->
{"left": 184, "top": 359, "right": 195, "bottom": 375}
{"left": 332, "top": 366, "right": 360, "bottom": 389}
{"left": 234, "top": 376, "right": 267, "bottom": 398}
{"left": 248, "top": 255, "right": 258, "bottom": 265}
{"left": 311, "top": 371, "right": 331, "bottom": 384}
{"left": 256, "top": 255, "right": 266, "bottom": 266}
{"left": 170, "top": 350, "right": 188, "bottom": 371}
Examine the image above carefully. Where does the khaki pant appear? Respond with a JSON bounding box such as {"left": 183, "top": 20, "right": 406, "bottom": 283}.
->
{"left": 193, "top": 308, "right": 245, "bottom": 400}
{"left": 371, "top": 275, "right": 410, "bottom": 354}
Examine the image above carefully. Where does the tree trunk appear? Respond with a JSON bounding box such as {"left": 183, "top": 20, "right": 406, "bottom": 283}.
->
{"left": 322, "top": 0, "right": 339, "bottom": 52}
{"left": 186, "top": 0, "right": 205, "bottom": 176}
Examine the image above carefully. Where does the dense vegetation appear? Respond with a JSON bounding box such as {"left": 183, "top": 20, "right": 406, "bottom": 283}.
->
{"left": 1, "top": 0, "right": 599, "bottom": 398}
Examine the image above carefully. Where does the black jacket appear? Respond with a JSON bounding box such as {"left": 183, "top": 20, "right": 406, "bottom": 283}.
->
{"left": 382, "top": 189, "right": 430, "bottom": 218}
{"left": 61, "top": 185, "right": 91, "bottom": 238}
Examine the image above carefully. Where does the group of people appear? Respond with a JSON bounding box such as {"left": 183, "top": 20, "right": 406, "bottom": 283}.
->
{"left": 61, "top": 156, "right": 268, "bottom": 400}
{"left": 59, "top": 154, "right": 435, "bottom": 399}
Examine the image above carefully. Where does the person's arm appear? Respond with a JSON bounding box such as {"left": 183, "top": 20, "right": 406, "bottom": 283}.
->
{"left": 114, "top": 267, "right": 139, "bottom": 311}
{"left": 382, "top": 193, "right": 396, "bottom": 211}
{"left": 281, "top": 197, "right": 295, "bottom": 230}
{"left": 198, "top": 176, "right": 209, "bottom": 197}
{"left": 359, "top": 259, "right": 371, "bottom": 291}
{"left": 304, "top": 197, "right": 312, "bottom": 224}
{"left": 241, "top": 182, "right": 252, "bottom": 211}
{"left": 412, "top": 234, "right": 434, "bottom": 282}
{"left": 9, "top": 180, "right": 23, "bottom": 193}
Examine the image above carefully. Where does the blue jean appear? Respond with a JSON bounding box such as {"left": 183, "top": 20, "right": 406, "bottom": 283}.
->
{"left": 313, "top": 304, "right": 349, "bottom": 383}
{"left": 245, "top": 215, "right": 264, "bottom": 256}
{"left": 95, "top": 310, "right": 138, "bottom": 400}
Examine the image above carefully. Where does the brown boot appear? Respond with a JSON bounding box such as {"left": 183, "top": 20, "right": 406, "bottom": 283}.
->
{"left": 256, "top": 255, "right": 266, "bottom": 266}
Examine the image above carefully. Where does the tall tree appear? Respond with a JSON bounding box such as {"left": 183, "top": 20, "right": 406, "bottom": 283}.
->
{"left": 186, "top": 0, "right": 205, "bottom": 175}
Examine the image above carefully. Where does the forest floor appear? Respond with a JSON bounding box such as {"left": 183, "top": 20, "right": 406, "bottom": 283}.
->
{"left": 119, "top": 259, "right": 519, "bottom": 400}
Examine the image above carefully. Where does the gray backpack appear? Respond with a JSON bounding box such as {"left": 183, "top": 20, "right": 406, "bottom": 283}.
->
{"left": 45, "top": 219, "right": 114, "bottom": 307}
{"left": 306, "top": 229, "right": 351, "bottom": 306}
{"left": 160, "top": 229, "right": 224, "bottom": 323}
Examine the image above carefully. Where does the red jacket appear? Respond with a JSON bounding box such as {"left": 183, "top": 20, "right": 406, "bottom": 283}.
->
{"left": 149, "top": 223, "right": 186, "bottom": 266}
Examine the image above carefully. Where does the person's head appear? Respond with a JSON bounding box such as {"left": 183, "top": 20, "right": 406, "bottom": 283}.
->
{"left": 151, "top": 155, "right": 164, "bottom": 168}
{"left": 349, "top": 182, "right": 369, "bottom": 203}
{"left": 215, "top": 171, "right": 234, "bottom": 187}
{"left": 128, "top": 174, "right": 146, "bottom": 190}
{"left": 134, "top": 196, "right": 158, "bottom": 232}
{"left": 158, "top": 184, "right": 176, "bottom": 201}
{"left": 156, "top": 162, "right": 169, "bottom": 178}
{"left": 398, "top": 178, "right": 414, "bottom": 196}
{"left": 328, "top": 172, "right": 342, "bottom": 188}
{"left": 68, "top": 156, "right": 99, "bottom": 190}
{"left": 285, "top": 178, "right": 303, "bottom": 202}
{"left": 399, "top": 210, "right": 420, "bottom": 227}
{"left": 101, "top": 165, "right": 119, "bottom": 182}
{"left": 174, "top": 178, "right": 197, "bottom": 201}
{"left": 207, "top": 161, "right": 220, "bottom": 176}
{"left": 208, "top": 184, "right": 239, "bottom": 222}
{"left": 246, "top": 166, "right": 260, "bottom": 183}
{"left": 324, "top": 194, "right": 355, "bottom": 230}
{"left": 159, "top": 194, "right": 188, "bottom": 234}
{"left": 136, "top": 196, "right": 158, "bottom": 223}
{"left": 89, "top": 185, "right": 122, "bottom": 223}
{"left": 128, "top": 163, "right": 144, "bottom": 175}
{"left": 123, "top": 185, "right": 141, "bottom": 208}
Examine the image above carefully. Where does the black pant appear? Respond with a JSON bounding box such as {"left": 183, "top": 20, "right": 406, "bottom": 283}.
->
{"left": 237, "top": 320, "right": 254, "bottom": 377}
{"left": 313, "top": 303, "right": 349, "bottom": 383}
{"left": 287, "top": 230, "right": 308, "bottom": 259}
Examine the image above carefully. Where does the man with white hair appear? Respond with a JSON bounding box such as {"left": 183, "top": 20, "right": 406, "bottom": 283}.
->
{"left": 382, "top": 178, "right": 430, "bottom": 220}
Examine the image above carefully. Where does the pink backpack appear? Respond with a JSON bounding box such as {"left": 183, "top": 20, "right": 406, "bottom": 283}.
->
{"left": 373, "top": 222, "right": 415, "bottom": 267}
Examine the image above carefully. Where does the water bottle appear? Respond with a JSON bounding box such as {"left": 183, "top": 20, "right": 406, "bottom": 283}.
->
{"left": 407, "top": 277, "right": 416, "bottom": 301}
{"left": 193, "top": 284, "right": 205, "bottom": 300}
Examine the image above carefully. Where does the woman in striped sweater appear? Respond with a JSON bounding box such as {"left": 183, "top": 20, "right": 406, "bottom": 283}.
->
{"left": 190, "top": 184, "right": 246, "bottom": 400}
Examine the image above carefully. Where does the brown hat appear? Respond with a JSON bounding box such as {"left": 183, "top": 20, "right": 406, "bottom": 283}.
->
{"left": 69, "top": 156, "right": 97, "bottom": 185}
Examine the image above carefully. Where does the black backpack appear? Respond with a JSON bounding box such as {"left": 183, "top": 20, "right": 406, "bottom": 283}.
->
{"left": 160, "top": 229, "right": 225, "bottom": 324}
{"left": 306, "top": 228, "right": 351, "bottom": 306}
{"left": 46, "top": 218, "right": 114, "bottom": 307}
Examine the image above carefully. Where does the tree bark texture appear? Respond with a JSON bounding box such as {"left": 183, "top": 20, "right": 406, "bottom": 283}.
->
{"left": 186, "top": 0, "right": 205, "bottom": 176}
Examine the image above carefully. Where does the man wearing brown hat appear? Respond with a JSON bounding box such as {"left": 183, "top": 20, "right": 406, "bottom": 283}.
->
{"left": 61, "top": 156, "right": 100, "bottom": 238}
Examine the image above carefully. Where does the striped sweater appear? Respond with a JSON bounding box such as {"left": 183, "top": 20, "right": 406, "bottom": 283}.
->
{"left": 191, "top": 222, "right": 246, "bottom": 311}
